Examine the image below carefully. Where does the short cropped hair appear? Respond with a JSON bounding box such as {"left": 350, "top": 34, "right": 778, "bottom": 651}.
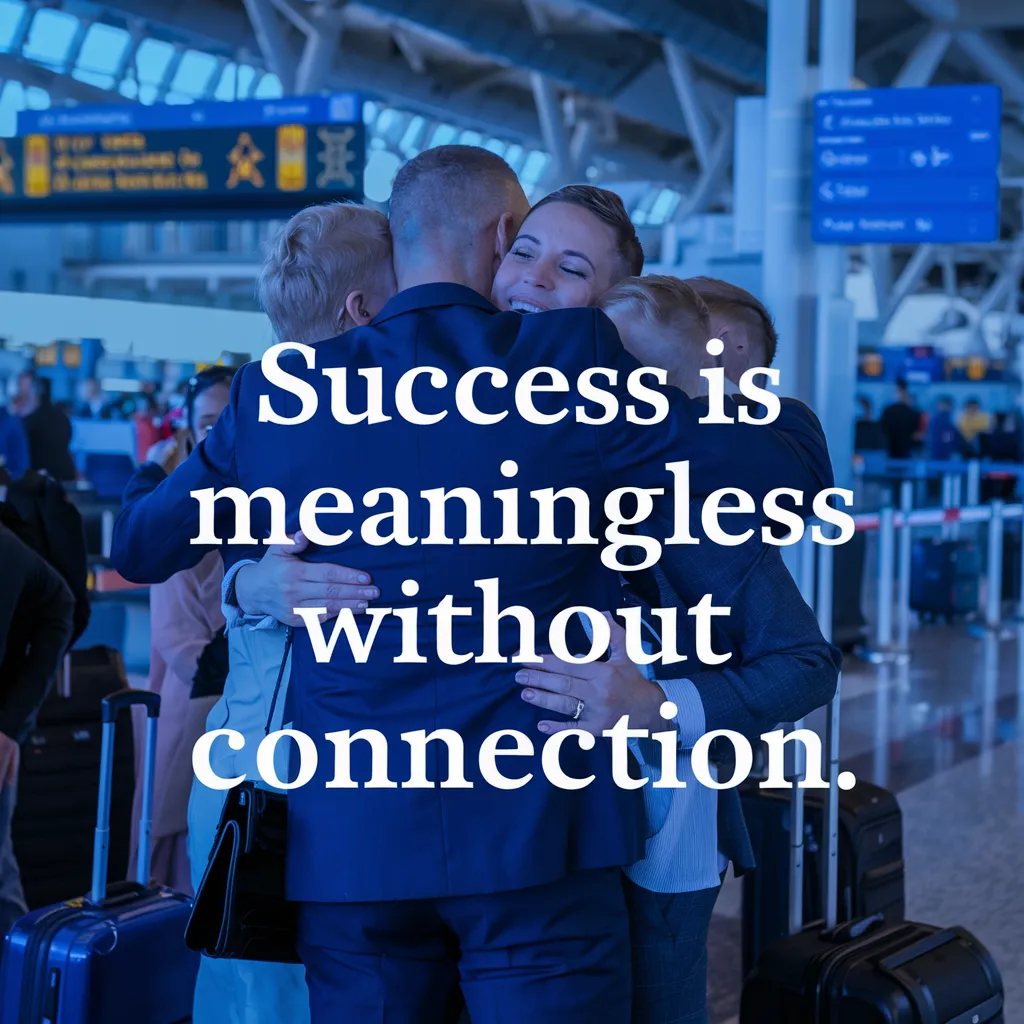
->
{"left": 687, "top": 276, "right": 778, "bottom": 366}
{"left": 598, "top": 275, "right": 713, "bottom": 397}
{"left": 389, "top": 145, "right": 522, "bottom": 244}
{"left": 531, "top": 185, "right": 644, "bottom": 279}
{"left": 257, "top": 203, "right": 392, "bottom": 345}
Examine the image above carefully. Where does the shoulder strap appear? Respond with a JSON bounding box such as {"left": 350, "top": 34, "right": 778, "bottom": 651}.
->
{"left": 264, "top": 627, "right": 295, "bottom": 736}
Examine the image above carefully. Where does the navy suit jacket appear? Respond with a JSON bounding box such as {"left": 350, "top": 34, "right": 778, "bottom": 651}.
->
{"left": 112, "top": 283, "right": 835, "bottom": 903}
{"left": 627, "top": 509, "right": 841, "bottom": 875}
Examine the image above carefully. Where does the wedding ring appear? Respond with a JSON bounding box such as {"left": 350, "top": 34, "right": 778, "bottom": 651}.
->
{"left": 571, "top": 698, "right": 585, "bottom": 721}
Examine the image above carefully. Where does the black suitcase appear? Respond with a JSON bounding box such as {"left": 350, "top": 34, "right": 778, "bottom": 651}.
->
{"left": 12, "top": 647, "right": 135, "bottom": 909}
{"left": 740, "top": 542, "right": 1005, "bottom": 1021}
{"left": 741, "top": 916, "right": 1003, "bottom": 1023}
{"left": 740, "top": 778, "right": 905, "bottom": 976}
{"left": 909, "top": 538, "right": 979, "bottom": 620}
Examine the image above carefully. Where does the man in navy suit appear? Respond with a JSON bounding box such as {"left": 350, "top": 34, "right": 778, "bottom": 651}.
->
{"left": 112, "top": 146, "right": 834, "bottom": 1023}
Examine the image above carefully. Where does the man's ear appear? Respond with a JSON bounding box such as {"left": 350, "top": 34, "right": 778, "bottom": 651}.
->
{"left": 495, "top": 212, "right": 517, "bottom": 262}
{"left": 343, "top": 290, "right": 373, "bottom": 327}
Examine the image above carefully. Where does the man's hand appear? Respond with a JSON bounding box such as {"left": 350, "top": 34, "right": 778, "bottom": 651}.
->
{"left": 233, "top": 531, "right": 379, "bottom": 627}
{"left": 515, "top": 614, "right": 669, "bottom": 736}
{"left": 0, "top": 733, "right": 19, "bottom": 789}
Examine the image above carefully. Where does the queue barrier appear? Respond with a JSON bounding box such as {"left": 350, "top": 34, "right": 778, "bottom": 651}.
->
{"left": 854, "top": 455, "right": 1024, "bottom": 509}
{"left": 799, "top": 491, "right": 1024, "bottom": 663}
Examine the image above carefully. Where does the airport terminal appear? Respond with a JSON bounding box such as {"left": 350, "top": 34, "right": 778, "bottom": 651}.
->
{"left": 0, "top": 0, "right": 1022, "bottom": 1021}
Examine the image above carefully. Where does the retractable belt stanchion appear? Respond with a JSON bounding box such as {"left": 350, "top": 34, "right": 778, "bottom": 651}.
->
{"left": 787, "top": 532, "right": 817, "bottom": 933}
{"left": 816, "top": 539, "right": 840, "bottom": 929}
{"left": 951, "top": 474, "right": 963, "bottom": 541}
{"left": 865, "top": 506, "right": 896, "bottom": 663}
{"left": 967, "top": 460, "right": 982, "bottom": 507}
{"left": 897, "top": 481, "right": 913, "bottom": 657}
{"left": 1019, "top": 511, "right": 1024, "bottom": 623}
{"left": 987, "top": 499, "right": 1005, "bottom": 631}
{"left": 941, "top": 474, "right": 954, "bottom": 541}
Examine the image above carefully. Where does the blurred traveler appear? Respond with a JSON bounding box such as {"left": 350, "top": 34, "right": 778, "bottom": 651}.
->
{"left": 854, "top": 395, "right": 886, "bottom": 452}
{"left": 74, "top": 378, "right": 111, "bottom": 420}
{"left": 126, "top": 368, "right": 235, "bottom": 895}
{"left": 880, "top": 378, "right": 922, "bottom": 459}
{"left": 134, "top": 391, "right": 168, "bottom": 464}
{"left": 0, "top": 523, "right": 74, "bottom": 938}
{"left": 927, "top": 396, "right": 969, "bottom": 462}
{"left": 21, "top": 377, "right": 76, "bottom": 483}
{"left": 0, "top": 399, "right": 29, "bottom": 481}
{"left": 6, "top": 372, "right": 34, "bottom": 419}
{"left": 0, "top": 468, "right": 91, "bottom": 648}
{"left": 958, "top": 397, "right": 991, "bottom": 448}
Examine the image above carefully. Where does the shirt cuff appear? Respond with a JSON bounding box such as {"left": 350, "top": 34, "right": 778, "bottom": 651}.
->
{"left": 221, "top": 559, "right": 278, "bottom": 631}
{"left": 656, "top": 677, "right": 706, "bottom": 751}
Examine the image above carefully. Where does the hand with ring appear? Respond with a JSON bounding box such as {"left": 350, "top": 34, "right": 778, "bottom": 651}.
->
{"left": 514, "top": 613, "right": 668, "bottom": 736}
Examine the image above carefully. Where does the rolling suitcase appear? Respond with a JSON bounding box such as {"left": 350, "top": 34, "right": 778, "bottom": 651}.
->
{"left": 0, "top": 689, "right": 200, "bottom": 1024}
{"left": 13, "top": 648, "right": 135, "bottom": 909}
{"left": 739, "top": 777, "right": 905, "bottom": 976}
{"left": 909, "top": 538, "right": 979, "bottom": 620}
{"left": 739, "top": 573, "right": 1004, "bottom": 1022}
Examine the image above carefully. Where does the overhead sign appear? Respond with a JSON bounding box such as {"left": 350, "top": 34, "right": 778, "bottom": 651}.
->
{"left": 812, "top": 84, "right": 1002, "bottom": 244}
{"left": 0, "top": 94, "right": 364, "bottom": 222}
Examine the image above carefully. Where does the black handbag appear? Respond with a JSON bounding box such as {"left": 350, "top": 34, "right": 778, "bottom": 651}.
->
{"left": 185, "top": 629, "right": 300, "bottom": 963}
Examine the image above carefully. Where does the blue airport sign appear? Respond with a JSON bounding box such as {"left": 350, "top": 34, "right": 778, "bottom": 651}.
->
{"left": 812, "top": 84, "right": 1002, "bottom": 245}
{"left": 16, "top": 93, "right": 361, "bottom": 134}
{"left": 2, "top": 94, "right": 364, "bottom": 222}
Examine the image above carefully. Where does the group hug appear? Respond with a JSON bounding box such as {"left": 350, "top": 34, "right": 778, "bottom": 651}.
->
{"left": 111, "top": 143, "right": 841, "bottom": 1024}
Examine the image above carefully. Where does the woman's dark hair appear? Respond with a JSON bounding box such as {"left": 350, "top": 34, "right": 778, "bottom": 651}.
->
{"left": 185, "top": 365, "right": 236, "bottom": 432}
{"left": 529, "top": 185, "right": 644, "bottom": 278}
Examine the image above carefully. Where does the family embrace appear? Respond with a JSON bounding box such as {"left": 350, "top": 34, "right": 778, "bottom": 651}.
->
{"left": 112, "top": 144, "right": 841, "bottom": 1024}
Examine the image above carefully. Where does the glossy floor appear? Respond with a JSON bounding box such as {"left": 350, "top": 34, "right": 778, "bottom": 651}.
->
{"left": 709, "top": 621, "right": 1024, "bottom": 1023}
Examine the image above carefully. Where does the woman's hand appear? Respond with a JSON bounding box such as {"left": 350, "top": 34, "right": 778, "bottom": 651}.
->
{"left": 515, "top": 614, "right": 669, "bottom": 736}
{"left": 234, "top": 531, "right": 380, "bottom": 626}
{"left": 145, "top": 429, "right": 191, "bottom": 475}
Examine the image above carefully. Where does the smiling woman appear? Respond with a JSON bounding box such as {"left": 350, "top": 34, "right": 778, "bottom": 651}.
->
{"left": 491, "top": 184, "right": 645, "bottom": 313}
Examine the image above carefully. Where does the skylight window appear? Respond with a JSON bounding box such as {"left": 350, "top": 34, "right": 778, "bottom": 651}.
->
{"left": 22, "top": 7, "right": 78, "bottom": 67}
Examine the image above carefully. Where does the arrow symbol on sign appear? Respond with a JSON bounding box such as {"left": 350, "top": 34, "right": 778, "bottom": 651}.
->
{"left": 819, "top": 182, "right": 835, "bottom": 200}
{"left": 931, "top": 145, "right": 951, "bottom": 167}
{"left": 910, "top": 150, "right": 928, "bottom": 168}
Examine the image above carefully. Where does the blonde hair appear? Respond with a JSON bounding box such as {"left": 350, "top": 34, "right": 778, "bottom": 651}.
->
{"left": 598, "top": 275, "right": 714, "bottom": 397}
{"left": 257, "top": 203, "right": 392, "bottom": 344}
{"left": 687, "top": 276, "right": 777, "bottom": 367}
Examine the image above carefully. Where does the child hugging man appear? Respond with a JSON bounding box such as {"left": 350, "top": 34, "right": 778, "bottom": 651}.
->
{"left": 598, "top": 275, "right": 720, "bottom": 398}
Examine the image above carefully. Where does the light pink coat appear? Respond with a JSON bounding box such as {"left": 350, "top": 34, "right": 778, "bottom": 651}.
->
{"left": 129, "top": 551, "right": 224, "bottom": 895}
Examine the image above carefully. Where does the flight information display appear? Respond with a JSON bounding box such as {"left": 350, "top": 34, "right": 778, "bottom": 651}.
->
{"left": 812, "top": 84, "right": 1002, "bottom": 244}
{"left": 0, "top": 93, "right": 365, "bottom": 222}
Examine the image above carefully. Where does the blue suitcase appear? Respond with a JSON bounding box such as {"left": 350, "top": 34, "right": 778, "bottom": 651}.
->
{"left": 0, "top": 689, "right": 200, "bottom": 1023}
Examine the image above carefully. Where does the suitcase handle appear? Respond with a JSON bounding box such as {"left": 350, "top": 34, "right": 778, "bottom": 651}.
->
{"left": 821, "top": 912, "right": 885, "bottom": 944}
{"left": 101, "top": 689, "right": 160, "bottom": 723}
{"left": 90, "top": 688, "right": 161, "bottom": 904}
{"left": 789, "top": 534, "right": 843, "bottom": 935}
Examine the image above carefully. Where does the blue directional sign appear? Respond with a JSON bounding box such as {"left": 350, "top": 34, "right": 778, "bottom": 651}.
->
{"left": 812, "top": 84, "right": 1002, "bottom": 244}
